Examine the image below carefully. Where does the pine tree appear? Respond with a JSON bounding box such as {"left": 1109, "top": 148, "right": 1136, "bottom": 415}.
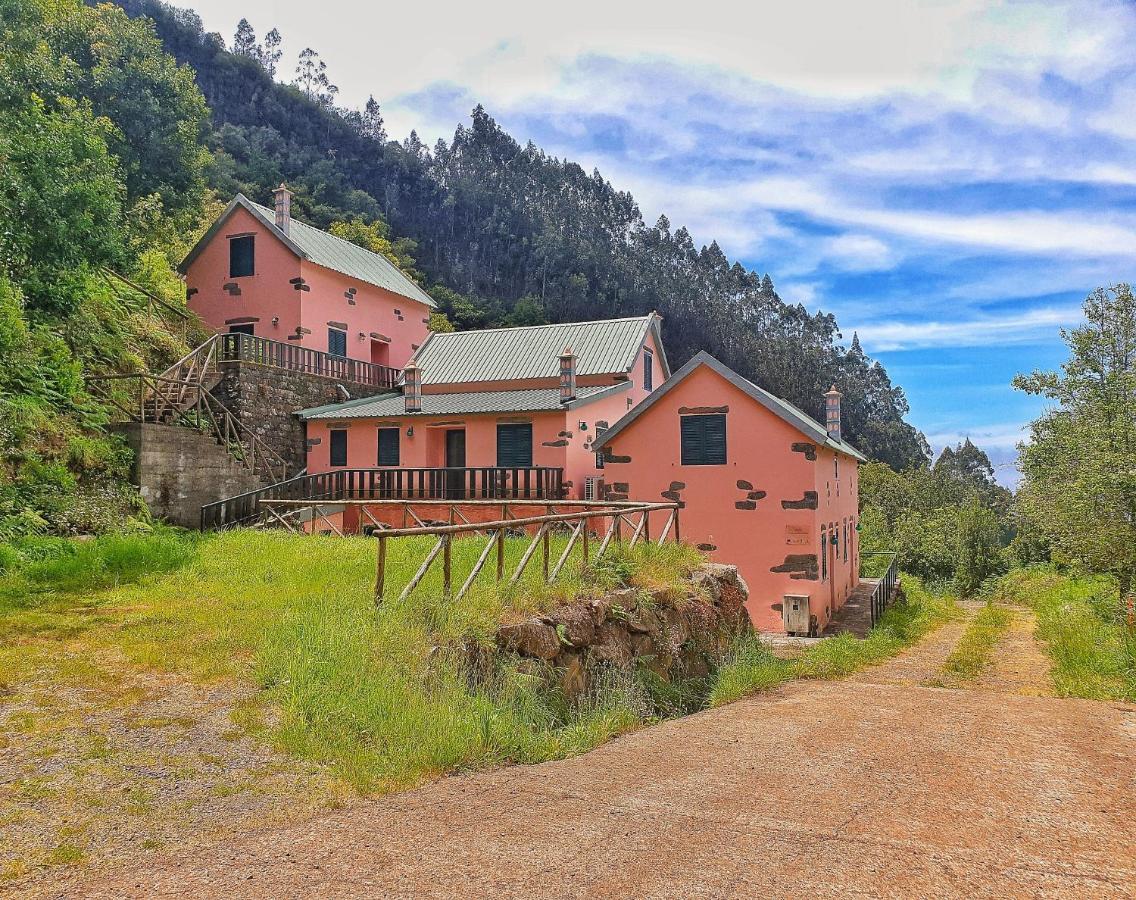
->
{"left": 359, "top": 95, "right": 386, "bottom": 142}
{"left": 232, "top": 18, "right": 256, "bottom": 57}
{"left": 258, "top": 28, "right": 282, "bottom": 77}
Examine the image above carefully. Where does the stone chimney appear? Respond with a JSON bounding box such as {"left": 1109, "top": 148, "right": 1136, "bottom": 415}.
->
{"left": 273, "top": 183, "right": 292, "bottom": 235}
{"left": 824, "top": 384, "right": 842, "bottom": 441}
{"left": 403, "top": 359, "right": 422, "bottom": 413}
{"left": 559, "top": 346, "right": 577, "bottom": 404}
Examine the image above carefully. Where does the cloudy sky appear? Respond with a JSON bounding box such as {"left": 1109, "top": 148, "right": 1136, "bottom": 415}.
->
{"left": 187, "top": 0, "right": 1136, "bottom": 483}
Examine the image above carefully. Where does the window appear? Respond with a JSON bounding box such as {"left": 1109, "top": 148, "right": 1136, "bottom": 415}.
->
{"left": 329, "top": 430, "right": 347, "bottom": 467}
{"left": 643, "top": 349, "right": 654, "bottom": 391}
{"left": 843, "top": 521, "right": 848, "bottom": 563}
{"left": 229, "top": 235, "right": 254, "bottom": 278}
{"left": 328, "top": 328, "right": 347, "bottom": 358}
{"left": 377, "top": 427, "right": 400, "bottom": 467}
{"left": 496, "top": 424, "right": 533, "bottom": 467}
{"left": 595, "top": 451, "right": 604, "bottom": 470}
{"left": 834, "top": 524, "right": 840, "bottom": 561}
{"left": 820, "top": 526, "right": 828, "bottom": 580}
{"left": 680, "top": 414, "right": 727, "bottom": 465}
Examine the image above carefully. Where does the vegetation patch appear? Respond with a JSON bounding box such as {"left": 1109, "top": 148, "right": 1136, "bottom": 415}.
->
{"left": 935, "top": 605, "right": 1012, "bottom": 682}
{"left": 707, "top": 577, "right": 957, "bottom": 706}
{"left": 990, "top": 567, "right": 1136, "bottom": 701}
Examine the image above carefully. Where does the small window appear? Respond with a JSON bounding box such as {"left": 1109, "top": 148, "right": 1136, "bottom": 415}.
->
{"left": 377, "top": 427, "right": 400, "bottom": 467}
{"left": 680, "top": 414, "right": 726, "bottom": 465}
{"left": 229, "top": 235, "right": 255, "bottom": 278}
{"left": 821, "top": 527, "right": 828, "bottom": 580}
{"left": 328, "top": 328, "right": 347, "bottom": 358}
{"left": 329, "top": 429, "right": 347, "bottom": 467}
{"left": 643, "top": 349, "right": 654, "bottom": 391}
{"left": 595, "top": 451, "right": 605, "bottom": 470}
{"left": 843, "top": 522, "right": 849, "bottom": 563}
{"left": 496, "top": 423, "right": 533, "bottom": 467}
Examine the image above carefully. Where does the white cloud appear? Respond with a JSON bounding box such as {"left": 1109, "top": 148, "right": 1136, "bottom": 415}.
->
{"left": 854, "top": 305, "right": 1081, "bottom": 351}
{"left": 823, "top": 234, "right": 898, "bottom": 272}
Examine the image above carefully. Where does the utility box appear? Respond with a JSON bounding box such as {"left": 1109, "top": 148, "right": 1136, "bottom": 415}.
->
{"left": 584, "top": 476, "right": 604, "bottom": 502}
{"left": 783, "top": 594, "right": 811, "bottom": 635}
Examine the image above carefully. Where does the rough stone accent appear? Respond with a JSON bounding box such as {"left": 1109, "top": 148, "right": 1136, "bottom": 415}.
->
{"left": 541, "top": 439, "right": 569, "bottom": 447}
{"left": 735, "top": 500, "right": 757, "bottom": 510}
{"left": 781, "top": 491, "right": 819, "bottom": 510}
{"left": 791, "top": 442, "right": 818, "bottom": 460}
{"left": 602, "top": 448, "right": 631, "bottom": 464}
{"left": 211, "top": 360, "right": 394, "bottom": 474}
{"left": 736, "top": 479, "right": 753, "bottom": 490}
{"left": 492, "top": 565, "right": 751, "bottom": 697}
{"left": 678, "top": 405, "right": 729, "bottom": 415}
{"left": 110, "top": 422, "right": 267, "bottom": 529}
{"left": 771, "top": 553, "right": 819, "bottom": 580}
{"left": 696, "top": 542, "right": 717, "bottom": 552}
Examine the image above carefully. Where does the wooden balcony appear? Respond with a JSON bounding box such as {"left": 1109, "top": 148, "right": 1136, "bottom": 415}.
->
{"left": 201, "top": 467, "right": 565, "bottom": 529}
{"left": 218, "top": 332, "right": 400, "bottom": 389}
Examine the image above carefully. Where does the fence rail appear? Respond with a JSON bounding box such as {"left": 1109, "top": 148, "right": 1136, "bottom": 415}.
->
{"left": 200, "top": 467, "right": 565, "bottom": 529}
{"left": 257, "top": 498, "right": 681, "bottom": 605}
{"left": 862, "top": 551, "right": 899, "bottom": 626}
{"left": 218, "top": 332, "right": 400, "bottom": 389}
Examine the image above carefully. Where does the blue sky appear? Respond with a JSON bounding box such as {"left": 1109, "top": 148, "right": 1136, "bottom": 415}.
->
{"left": 187, "top": 0, "right": 1136, "bottom": 484}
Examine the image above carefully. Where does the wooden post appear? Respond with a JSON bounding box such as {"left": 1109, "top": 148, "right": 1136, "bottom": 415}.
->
{"left": 581, "top": 521, "right": 589, "bottom": 568}
{"left": 674, "top": 507, "right": 681, "bottom": 544}
{"left": 496, "top": 527, "right": 505, "bottom": 582}
{"left": 643, "top": 511, "right": 651, "bottom": 545}
{"left": 542, "top": 523, "right": 550, "bottom": 582}
{"left": 442, "top": 534, "right": 452, "bottom": 597}
{"left": 615, "top": 515, "right": 622, "bottom": 546}
{"left": 374, "top": 534, "right": 387, "bottom": 606}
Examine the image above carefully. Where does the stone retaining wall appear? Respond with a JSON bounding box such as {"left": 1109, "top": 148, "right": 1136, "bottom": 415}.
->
{"left": 492, "top": 563, "right": 751, "bottom": 697}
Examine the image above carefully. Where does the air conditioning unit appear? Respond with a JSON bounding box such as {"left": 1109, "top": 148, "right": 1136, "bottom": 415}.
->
{"left": 584, "top": 476, "right": 604, "bottom": 502}
{"left": 783, "top": 594, "right": 811, "bottom": 636}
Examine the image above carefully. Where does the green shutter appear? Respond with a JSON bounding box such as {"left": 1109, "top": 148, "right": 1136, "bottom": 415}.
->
{"left": 377, "top": 428, "right": 400, "bottom": 466}
{"left": 229, "top": 235, "right": 254, "bottom": 277}
{"left": 496, "top": 424, "right": 533, "bottom": 467}
{"left": 328, "top": 328, "right": 347, "bottom": 358}
{"left": 329, "top": 430, "right": 347, "bottom": 467}
{"left": 680, "top": 414, "right": 726, "bottom": 465}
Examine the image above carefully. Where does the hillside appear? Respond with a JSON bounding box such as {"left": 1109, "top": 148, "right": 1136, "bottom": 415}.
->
{"left": 117, "top": 0, "right": 929, "bottom": 470}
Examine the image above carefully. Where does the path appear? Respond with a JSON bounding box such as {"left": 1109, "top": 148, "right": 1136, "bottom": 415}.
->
{"left": 44, "top": 613, "right": 1136, "bottom": 900}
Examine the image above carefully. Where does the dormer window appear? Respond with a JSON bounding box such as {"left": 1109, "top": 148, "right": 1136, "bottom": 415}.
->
{"left": 229, "top": 235, "right": 255, "bottom": 278}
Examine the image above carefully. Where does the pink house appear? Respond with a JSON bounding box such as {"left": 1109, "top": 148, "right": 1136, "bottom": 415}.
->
{"left": 596, "top": 352, "right": 865, "bottom": 633}
{"left": 180, "top": 187, "right": 433, "bottom": 373}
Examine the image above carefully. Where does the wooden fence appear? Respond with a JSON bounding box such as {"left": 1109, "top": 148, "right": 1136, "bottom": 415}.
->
{"left": 257, "top": 498, "right": 681, "bottom": 605}
{"left": 218, "top": 332, "right": 400, "bottom": 389}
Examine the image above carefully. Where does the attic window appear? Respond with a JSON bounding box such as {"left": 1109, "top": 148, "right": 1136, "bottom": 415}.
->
{"left": 229, "top": 235, "right": 255, "bottom": 278}
{"left": 680, "top": 414, "right": 726, "bottom": 466}
{"left": 643, "top": 349, "right": 654, "bottom": 391}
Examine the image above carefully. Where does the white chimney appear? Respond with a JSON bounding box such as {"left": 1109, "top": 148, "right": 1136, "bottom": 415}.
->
{"left": 403, "top": 359, "right": 422, "bottom": 413}
{"left": 273, "top": 183, "right": 292, "bottom": 235}
{"left": 824, "top": 384, "right": 842, "bottom": 441}
{"left": 559, "top": 346, "right": 577, "bottom": 403}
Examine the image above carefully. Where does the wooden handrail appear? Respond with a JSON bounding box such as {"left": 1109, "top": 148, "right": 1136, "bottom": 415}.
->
{"left": 218, "top": 332, "right": 400, "bottom": 389}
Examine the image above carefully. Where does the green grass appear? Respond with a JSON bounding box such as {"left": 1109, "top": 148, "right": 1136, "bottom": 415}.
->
{"left": 939, "top": 604, "right": 1012, "bottom": 680}
{"left": 707, "top": 576, "right": 957, "bottom": 706}
{"left": 989, "top": 566, "right": 1136, "bottom": 700}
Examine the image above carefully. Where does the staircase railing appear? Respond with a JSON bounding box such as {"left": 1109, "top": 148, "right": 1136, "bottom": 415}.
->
{"left": 218, "top": 332, "right": 400, "bottom": 389}
{"left": 87, "top": 373, "right": 288, "bottom": 484}
{"left": 862, "top": 551, "right": 899, "bottom": 626}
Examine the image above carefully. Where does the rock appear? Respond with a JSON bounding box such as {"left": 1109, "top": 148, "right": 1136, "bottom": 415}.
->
{"left": 558, "top": 652, "right": 587, "bottom": 699}
{"left": 591, "top": 622, "right": 634, "bottom": 667}
{"left": 548, "top": 605, "right": 596, "bottom": 647}
{"left": 496, "top": 620, "right": 561, "bottom": 660}
{"left": 625, "top": 605, "right": 663, "bottom": 638}
{"left": 689, "top": 569, "right": 722, "bottom": 603}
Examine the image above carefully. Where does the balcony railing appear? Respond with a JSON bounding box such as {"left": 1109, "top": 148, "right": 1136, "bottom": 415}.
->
{"left": 201, "top": 466, "right": 565, "bottom": 529}
{"left": 219, "top": 332, "right": 400, "bottom": 389}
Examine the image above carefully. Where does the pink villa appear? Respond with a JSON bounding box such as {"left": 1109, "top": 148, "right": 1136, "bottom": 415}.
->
{"left": 179, "top": 190, "right": 868, "bottom": 633}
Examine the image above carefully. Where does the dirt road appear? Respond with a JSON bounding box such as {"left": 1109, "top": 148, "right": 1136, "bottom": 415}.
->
{"left": 49, "top": 623, "right": 1136, "bottom": 900}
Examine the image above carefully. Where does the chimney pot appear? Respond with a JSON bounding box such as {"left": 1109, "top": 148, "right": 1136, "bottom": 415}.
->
{"left": 273, "top": 183, "right": 292, "bottom": 235}
{"left": 824, "top": 384, "right": 842, "bottom": 441}
{"left": 559, "top": 346, "right": 577, "bottom": 403}
{"left": 403, "top": 359, "right": 422, "bottom": 413}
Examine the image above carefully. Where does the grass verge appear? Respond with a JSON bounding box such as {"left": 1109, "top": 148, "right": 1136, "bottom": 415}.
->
{"left": 937, "top": 604, "right": 1012, "bottom": 680}
{"left": 707, "top": 576, "right": 957, "bottom": 707}
{"left": 989, "top": 566, "right": 1136, "bottom": 701}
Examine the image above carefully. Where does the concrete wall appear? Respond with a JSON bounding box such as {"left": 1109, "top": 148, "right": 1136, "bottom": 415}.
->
{"left": 212, "top": 360, "right": 394, "bottom": 475}
{"left": 111, "top": 423, "right": 267, "bottom": 528}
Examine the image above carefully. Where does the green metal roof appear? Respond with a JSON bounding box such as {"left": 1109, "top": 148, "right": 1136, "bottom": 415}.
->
{"left": 298, "top": 383, "right": 629, "bottom": 420}
{"left": 598, "top": 351, "right": 868, "bottom": 463}
{"left": 412, "top": 315, "right": 668, "bottom": 385}
{"left": 179, "top": 194, "right": 435, "bottom": 309}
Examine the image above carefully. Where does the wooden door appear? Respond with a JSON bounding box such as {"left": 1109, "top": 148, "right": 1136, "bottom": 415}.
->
{"left": 445, "top": 430, "right": 466, "bottom": 499}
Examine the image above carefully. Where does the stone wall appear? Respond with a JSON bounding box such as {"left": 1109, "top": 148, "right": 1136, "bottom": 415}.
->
{"left": 211, "top": 361, "right": 394, "bottom": 474}
{"left": 492, "top": 563, "right": 751, "bottom": 697}
{"left": 111, "top": 423, "right": 268, "bottom": 528}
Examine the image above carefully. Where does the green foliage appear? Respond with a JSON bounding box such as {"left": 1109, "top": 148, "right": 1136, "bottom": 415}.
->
{"left": 1015, "top": 284, "right": 1136, "bottom": 596}
{"left": 939, "top": 604, "right": 1012, "bottom": 679}
{"left": 990, "top": 566, "right": 1135, "bottom": 700}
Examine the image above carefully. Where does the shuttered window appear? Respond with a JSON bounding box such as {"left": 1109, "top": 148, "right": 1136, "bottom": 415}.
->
{"left": 377, "top": 427, "right": 400, "bottom": 467}
{"left": 229, "top": 235, "right": 254, "bottom": 277}
{"left": 496, "top": 424, "right": 533, "bottom": 467}
{"left": 680, "top": 414, "right": 726, "bottom": 465}
{"left": 329, "top": 430, "right": 347, "bottom": 467}
{"left": 328, "top": 328, "right": 347, "bottom": 358}
{"left": 643, "top": 349, "right": 654, "bottom": 391}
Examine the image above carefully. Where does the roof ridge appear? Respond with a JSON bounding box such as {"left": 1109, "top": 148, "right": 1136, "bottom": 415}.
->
{"left": 423, "top": 314, "right": 653, "bottom": 337}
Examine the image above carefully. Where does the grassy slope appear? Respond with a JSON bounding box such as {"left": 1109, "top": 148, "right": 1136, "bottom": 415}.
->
{"left": 990, "top": 566, "right": 1136, "bottom": 701}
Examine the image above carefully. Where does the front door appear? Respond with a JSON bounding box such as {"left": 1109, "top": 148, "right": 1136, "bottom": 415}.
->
{"left": 228, "top": 323, "right": 254, "bottom": 336}
{"left": 444, "top": 429, "right": 466, "bottom": 499}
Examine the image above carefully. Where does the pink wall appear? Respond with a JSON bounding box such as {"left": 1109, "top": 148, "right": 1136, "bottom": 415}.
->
{"left": 185, "top": 205, "right": 430, "bottom": 367}
{"left": 599, "top": 364, "right": 861, "bottom": 633}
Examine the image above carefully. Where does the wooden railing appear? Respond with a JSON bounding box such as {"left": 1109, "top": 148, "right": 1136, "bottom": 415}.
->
{"left": 256, "top": 498, "right": 681, "bottom": 605}
{"left": 200, "top": 467, "right": 566, "bottom": 530}
{"left": 862, "top": 551, "right": 899, "bottom": 626}
{"left": 218, "top": 332, "right": 400, "bottom": 389}
{"left": 87, "top": 373, "right": 289, "bottom": 485}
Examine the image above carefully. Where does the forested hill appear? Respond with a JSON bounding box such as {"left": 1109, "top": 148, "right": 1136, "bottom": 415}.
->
{"left": 117, "top": 0, "right": 929, "bottom": 469}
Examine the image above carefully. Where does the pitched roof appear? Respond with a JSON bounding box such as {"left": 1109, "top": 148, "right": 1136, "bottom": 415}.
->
{"left": 298, "top": 382, "right": 629, "bottom": 420}
{"left": 179, "top": 194, "right": 435, "bottom": 308}
{"left": 411, "top": 315, "right": 668, "bottom": 385}
{"left": 597, "top": 351, "right": 868, "bottom": 462}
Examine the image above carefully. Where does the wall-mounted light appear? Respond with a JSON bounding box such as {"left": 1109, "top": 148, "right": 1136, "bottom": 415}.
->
{"left": 578, "top": 421, "right": 588, "bottom": 431}
{"left": 406, "top": 426, "right": 414, "bottom": 438}
{"left": 271, "top": 316, "right": 279, "bottom": 327}
{"left": 358, "top": 331, "right": 366, "bottom": 340}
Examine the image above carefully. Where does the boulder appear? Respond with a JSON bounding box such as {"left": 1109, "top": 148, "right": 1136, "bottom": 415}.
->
{"left": 496, "top": 621, "right": 561, "bottom": 660}
{"left": 547, "top": 604, "right": 596, "bottom": 647}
